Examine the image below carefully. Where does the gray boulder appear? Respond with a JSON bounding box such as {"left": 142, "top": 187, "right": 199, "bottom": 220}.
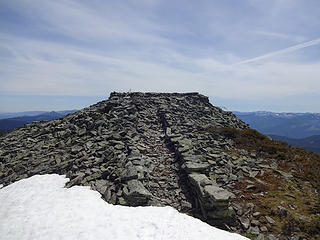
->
{"left": 123, "top": 179, "right": 152, "bottom": 206}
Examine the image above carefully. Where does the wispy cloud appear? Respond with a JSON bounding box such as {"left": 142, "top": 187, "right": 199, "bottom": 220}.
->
{"left": 236, "top": 38, "right": 320, "bottom": 64}
{"left": 254, "top": 31, "right": 305, "bottom": 42}
{"left": 1, "top": 0, "right": 320, "bottom": 111}
{"left": 1, "top": 33, "right": 320, "bottom": 100}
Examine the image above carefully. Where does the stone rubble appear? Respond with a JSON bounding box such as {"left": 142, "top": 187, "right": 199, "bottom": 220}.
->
{"left": 0, "top": 92, "right": 300, "bottom": 238}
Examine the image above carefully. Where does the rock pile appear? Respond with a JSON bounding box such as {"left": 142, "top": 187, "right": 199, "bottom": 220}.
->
{"left": 0, "top": 92, "right": 254, "bottom": 230}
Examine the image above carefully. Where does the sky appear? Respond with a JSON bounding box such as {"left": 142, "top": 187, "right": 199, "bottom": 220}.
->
{"left": 0, "top": 0, "right": 320, "bottom": 112}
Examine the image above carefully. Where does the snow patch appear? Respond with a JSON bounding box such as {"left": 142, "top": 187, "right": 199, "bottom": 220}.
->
{"left": 0, "top": 174, "right": 248, "bottom": 240}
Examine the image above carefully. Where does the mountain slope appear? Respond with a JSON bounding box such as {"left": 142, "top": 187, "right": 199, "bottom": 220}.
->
{"left": 234, "top": 111, "right": 320, "bottom": 138}
{"left": 269, "top": 134, "right": 320, "bottom": 153}
{"left": 0, "top": 110, "right": 77, "bottom": 132}
{"left": 0, "top": 110, "right": 77, "bottom": 120}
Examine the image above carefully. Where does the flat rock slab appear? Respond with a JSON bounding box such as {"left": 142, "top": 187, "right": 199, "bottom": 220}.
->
{"left": 182, "top": 162, "right": 210, "bottom": 173}
{"left": 123, "top": 179, "right": 152, "bottom": 206}
{"left": 188, "top": 173, "right": 212, "bottom": 190}
{"left": 203, "top": 185, "right": 235, "bottom": 202}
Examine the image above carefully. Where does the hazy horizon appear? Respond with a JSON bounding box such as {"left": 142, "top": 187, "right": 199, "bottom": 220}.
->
{"left": 0, "top": 93, "right": 319, "bottom": 113}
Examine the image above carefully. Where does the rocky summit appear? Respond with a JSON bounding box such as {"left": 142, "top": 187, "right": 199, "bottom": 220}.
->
{"left": 1, "top": 92, "right": 319, "bottom": 240}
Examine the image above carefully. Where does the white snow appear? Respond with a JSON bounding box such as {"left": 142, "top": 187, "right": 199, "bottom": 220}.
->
{"left": 0, "top": 174, "right": 249, "bottom": 240}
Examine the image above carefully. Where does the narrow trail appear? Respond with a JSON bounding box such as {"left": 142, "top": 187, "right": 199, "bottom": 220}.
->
{"left": 135, "top": 105, "right": 192, "bottom": 211}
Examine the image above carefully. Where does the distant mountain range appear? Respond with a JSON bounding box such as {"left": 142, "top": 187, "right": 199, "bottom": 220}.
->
{"left": 2, "top": 109, "right": 319, "bottom": 154}
{"left": 268, "top": 134, "right": 320, "bottom": 154}
{"left": 0, "top": 110, "right": 77, "bottom": 120}
{"left": 234, "top": 111, "right": 320, "bottom": 153}
{"left": 234, "top": 111, "right": 320, "bottom": 138}
{"left": 0, "top": 110, "right": 77, "bottom": 133}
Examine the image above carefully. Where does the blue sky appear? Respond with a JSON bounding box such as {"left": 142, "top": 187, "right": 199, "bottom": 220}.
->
{"left": 0, "top": 0, "right": 320, "bottom": 112}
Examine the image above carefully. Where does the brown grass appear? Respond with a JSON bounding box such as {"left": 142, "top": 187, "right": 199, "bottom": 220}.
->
{"left": 205, "top": 127, "right": 320, "bottom": 239}
{"left": 206, "top": 127, "right": 320, "bottom": 191}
